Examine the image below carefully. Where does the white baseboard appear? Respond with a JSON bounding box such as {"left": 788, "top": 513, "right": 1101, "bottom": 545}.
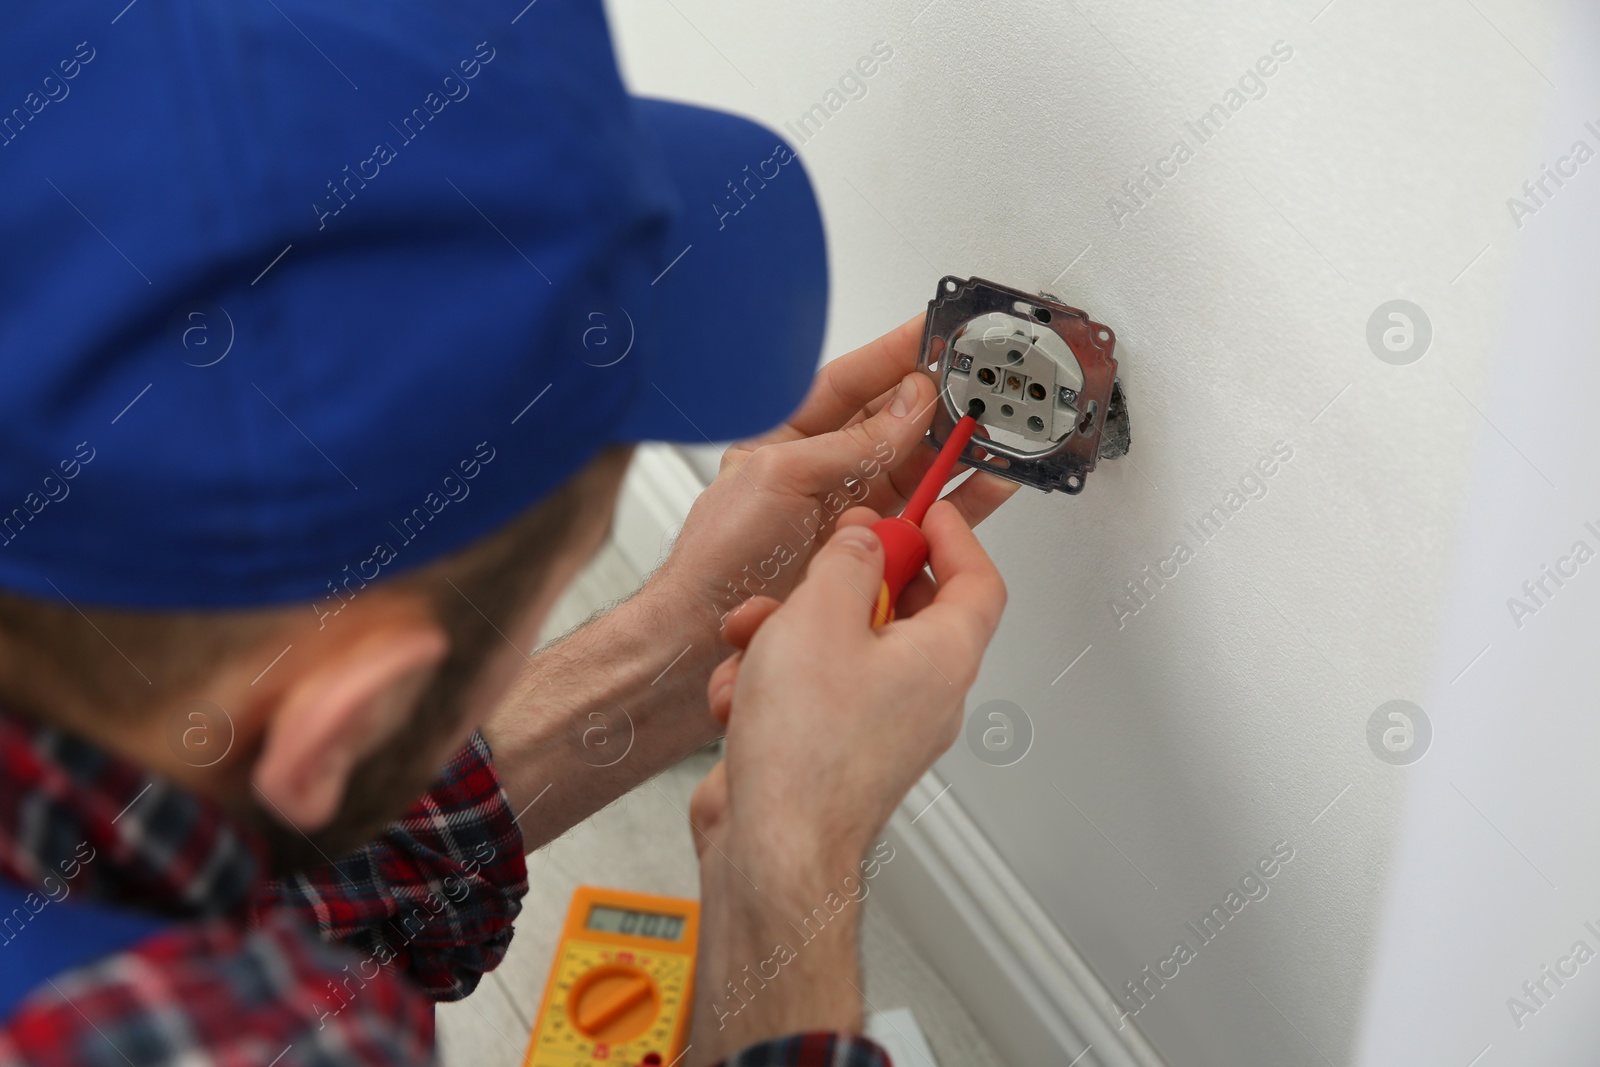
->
{"left": 866, "top": 1007, "right": 943, "bottom": 1067}
{"left": 880, "top": 779, "right": 1168, "bottom": 1067}
{"left": 613, "top": 447, "right": 1167, "bottom": 1067}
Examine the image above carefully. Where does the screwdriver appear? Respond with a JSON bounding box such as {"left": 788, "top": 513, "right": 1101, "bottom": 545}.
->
{"left": 869, "top": 399, "right": 983, "bottom": 627}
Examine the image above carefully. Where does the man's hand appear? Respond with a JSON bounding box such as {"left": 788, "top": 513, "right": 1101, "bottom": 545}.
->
{"left": 483, "top": 314, "right": 1018, "bottom": 853}
{"left": 650, "top": 314, "right": 1017, "bottom": 638}
{"left": 686, "top": 500, "right": 1007, "bottom": 1063}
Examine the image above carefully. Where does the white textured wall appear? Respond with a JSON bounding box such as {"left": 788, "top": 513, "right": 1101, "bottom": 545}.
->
{"left": 606, "top": 2, "right": 1591, "bottom": 1064}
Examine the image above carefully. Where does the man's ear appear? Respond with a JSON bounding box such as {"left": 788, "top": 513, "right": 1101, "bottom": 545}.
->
{"left": 251, "top": 618, "right": 449, "bottom": 833}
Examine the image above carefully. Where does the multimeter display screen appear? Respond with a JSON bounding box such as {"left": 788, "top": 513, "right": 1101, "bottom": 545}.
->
{"left": 585, "top": 905, "right": 686, "bottom": 942}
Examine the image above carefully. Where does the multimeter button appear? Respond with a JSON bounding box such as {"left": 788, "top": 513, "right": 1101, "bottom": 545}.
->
{"left": 569, "top": 964, "right": 657, "bottom": 1043}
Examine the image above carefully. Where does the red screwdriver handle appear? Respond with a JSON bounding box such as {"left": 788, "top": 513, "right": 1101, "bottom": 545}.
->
{"left": 869, "top": 410, "right": 980, "bottom": 627}
{"left": 869, "top": 516, "right": 928, "bottom": 627}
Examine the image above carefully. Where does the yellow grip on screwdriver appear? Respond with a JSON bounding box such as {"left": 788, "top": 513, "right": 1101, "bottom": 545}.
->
{"left": 872, "top": 579, "right": 895, "bottom": 629}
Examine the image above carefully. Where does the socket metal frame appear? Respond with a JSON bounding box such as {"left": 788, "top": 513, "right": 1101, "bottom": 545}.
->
{"left": 920, "top": 275, "right": 1127, "bottom": 495}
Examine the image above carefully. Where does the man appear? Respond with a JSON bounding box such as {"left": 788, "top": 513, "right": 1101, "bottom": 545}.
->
{"left": 0, "top": 3, "right": 1014, "bottom": 1065}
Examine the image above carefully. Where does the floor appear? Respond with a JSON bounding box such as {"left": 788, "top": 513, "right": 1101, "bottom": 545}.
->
{"left": 437, "top": 540, "right": 1005, "bottom": 1067}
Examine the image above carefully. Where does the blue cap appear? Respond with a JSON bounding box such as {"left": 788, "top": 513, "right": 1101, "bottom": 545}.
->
{"left": 0, "top": 1, "right": 827, "bottom": 608}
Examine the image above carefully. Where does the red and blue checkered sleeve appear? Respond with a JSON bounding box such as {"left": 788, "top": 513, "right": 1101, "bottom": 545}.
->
{"left": 717, "top": 1033, "right": 892, "bottom": 1067}
{"left": 256, "top": 732, "right": 529, "bottom": 1001}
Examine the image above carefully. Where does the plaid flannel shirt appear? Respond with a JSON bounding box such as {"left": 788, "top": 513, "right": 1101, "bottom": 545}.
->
{"left": 0, "top": 710, "right": 889, "bottom": 1067}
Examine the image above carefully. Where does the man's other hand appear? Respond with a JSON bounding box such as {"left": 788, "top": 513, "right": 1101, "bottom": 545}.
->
{"left": 685, "top": 499, "right": 1007, "bottom": 1062}
{"left": 650, "top": 314, "right": 1017, "bottom": 643}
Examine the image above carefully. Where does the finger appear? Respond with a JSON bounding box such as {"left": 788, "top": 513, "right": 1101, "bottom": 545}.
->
{"left": 894, "top": 500, "right": 1007, "bottom": 654}
{"left": 882, "top": 414, "right": 991, "bottom": 501}
{"left": 832, "top": 463, "right": 999, "bottom": 560}
{"left": 872, "top": 423, "right": 1019, "bottom": 528}
{"left": 895, "top": 569, "right": 938, "bottom": 617}
{"left": 862, "top": 389, "right": 983, "bottom": 513}
{"left": 710, "top": 595, "right": 783, "bottom": 725}
{"left": 838, "top": 376, "right": 901, "bottom": 431}
{"left": 781, "top": 524, "right": 885, "bottom": 633}
{"left": 942, "top": 468, "right": 1023, "bottom": 528}
{"left": 707, "top": 651, "right": 741, "bottom": 726}
{"left": 854, "top": 360, "right": 931, "bottom": 422}
{"left": 721, "top": 596, "right": 781, "bottom": 650}
{"left": 878, "top": 435, "right": 938, "bottom": 507}
{"left": 833, "top": 505, "right": 881, "bottom": 531}
{"left": 771, "top": 314, "right": 926, "bottom": 442}
{"left": 806, "top": 506, "right": 883, "bottom": 578}
{"left": 688, "top": 761, "right": 728, "bottom": 850}
{"left": 758, "top": 371, "right": 936, "bottom": 495}
{"left": 803, "top": 507, "right": 881, "bottom": 582}
{"left": 857, "top": 380, "right": 902, "bottom": 420}
{"left": 862, "top": 478, "right": 1006, "bottom": 618}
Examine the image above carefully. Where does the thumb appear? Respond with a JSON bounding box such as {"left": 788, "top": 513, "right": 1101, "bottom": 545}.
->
{"left": 786, "top": 524, "right": 885, "bottom": 631}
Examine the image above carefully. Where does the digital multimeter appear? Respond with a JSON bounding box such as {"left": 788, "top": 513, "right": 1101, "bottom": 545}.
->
{"left": 521, "top": 886, "right": 699, "bottom": 1067}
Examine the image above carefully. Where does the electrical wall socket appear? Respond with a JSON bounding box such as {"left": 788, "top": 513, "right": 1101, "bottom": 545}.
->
{"left": 919, "top": 276, "right": 1129, "bottom": 495}
{"left": 945, "top": 311, "right": 1085, "bottom": 446}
